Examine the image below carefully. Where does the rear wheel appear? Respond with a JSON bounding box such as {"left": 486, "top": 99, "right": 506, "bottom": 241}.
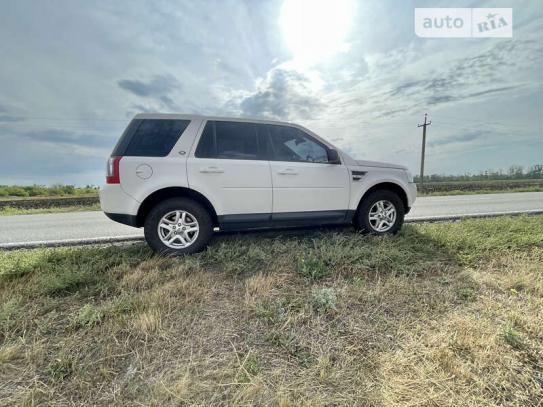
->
{"left": 144, "top": 198, "right": 213, "bottom": 255}
{"left": 354, "top": 190, "right": 405, "bottom": 235}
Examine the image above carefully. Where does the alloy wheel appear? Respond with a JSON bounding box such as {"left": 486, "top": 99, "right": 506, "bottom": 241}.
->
{"left": 368, "top": 200, "right": 397, "bottom": 232}
{"left": 157, "top": 210, "right": 199, "bottom": 249}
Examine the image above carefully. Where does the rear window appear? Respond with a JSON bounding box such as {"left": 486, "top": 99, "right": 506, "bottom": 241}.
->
{"left": 195, "top": 121, "right": 263, "bottom": 160}
{"left": 111, "top": 119, "right": 190, "bottom": 157}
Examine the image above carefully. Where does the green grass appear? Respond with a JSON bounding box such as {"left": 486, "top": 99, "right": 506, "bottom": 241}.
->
{"left": 0, "top": 203, "right": 100, "bottom": 216}
{"left": 1, "top": 216, "right": 543, "bottom": 405}
{"left": 0, "top": 184, "right": 98, "bottom": 199}
{"left": 420, "top": 185, "right": 543, "bottom": 196}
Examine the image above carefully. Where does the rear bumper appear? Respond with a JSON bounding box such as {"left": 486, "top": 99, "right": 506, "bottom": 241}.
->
{"left": 104, "top": 212, "right": 139, "bottom": 227}
{"left": 99, "top": 184, "right": 139, "bottom": 215}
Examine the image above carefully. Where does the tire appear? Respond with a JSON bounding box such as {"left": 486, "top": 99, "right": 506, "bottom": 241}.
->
{"left": 354, "top": 190, "right": 405, "bottom": 235}
{"left": 144, "top": 198, "right": 213, "bottom": 255}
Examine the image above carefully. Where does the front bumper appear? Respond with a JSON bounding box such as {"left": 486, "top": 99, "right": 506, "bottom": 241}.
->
{"left": 407, "top": 182, "right": 418, "bottom": 207}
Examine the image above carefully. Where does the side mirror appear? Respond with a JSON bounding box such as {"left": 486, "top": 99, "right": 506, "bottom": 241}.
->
{"left": 327, "top": 149, "right": 341, "bottom": 164}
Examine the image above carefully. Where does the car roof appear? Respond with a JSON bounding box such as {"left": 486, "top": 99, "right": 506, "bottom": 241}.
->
{"left": 134, "top": 113, "right": 294, "bottom": 127}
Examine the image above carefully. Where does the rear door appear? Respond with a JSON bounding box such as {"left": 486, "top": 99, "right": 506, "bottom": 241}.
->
{"left": 187, "top": 120, "right": 272, "bottom": 227}
{"left": 267, "top": 124, "right": 350, "bottom": 222}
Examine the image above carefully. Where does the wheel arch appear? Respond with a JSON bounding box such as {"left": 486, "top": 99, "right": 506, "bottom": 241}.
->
{"left": 357, "top": 182, "right": 409, "bottom": 214}
{"left": 136, "top": 187, "right": 218, "bottom": 227}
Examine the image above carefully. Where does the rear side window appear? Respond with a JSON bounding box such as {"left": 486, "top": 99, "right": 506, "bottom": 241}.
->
{"left": 195, "top": 121, "right": 264, "bottom": 160}
{"left": 112, "top": 119, "right": 190, "bottom": 157}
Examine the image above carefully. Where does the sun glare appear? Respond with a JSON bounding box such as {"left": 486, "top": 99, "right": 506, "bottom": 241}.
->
{"left": 280, "top": 0, "right": 354, "bottom": 67}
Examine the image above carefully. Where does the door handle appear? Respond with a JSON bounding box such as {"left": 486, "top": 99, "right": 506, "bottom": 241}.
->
{"left": 200, "top": 166, "right": 224, "bottom": 173}
{"left": 278, "top": 168, "right": 298, "bottom": 175}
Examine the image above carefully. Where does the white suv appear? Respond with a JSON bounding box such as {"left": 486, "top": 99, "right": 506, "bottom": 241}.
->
{"left": 100, "top": 114, "right": 416, "bottom": 254}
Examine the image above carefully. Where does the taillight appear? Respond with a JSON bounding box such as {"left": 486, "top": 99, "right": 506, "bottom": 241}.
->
{"left": 106, "top": 156, "right": 122, "bottom": 184}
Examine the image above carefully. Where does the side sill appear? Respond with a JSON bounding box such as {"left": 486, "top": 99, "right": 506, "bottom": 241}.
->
{"left": 345, "top": 210, "right": 356, "bottom": 223}
{"left": 104, "top": 212, "right": 139, "bottom": 228}
{"left": 218, "top": 210, "right": 352, "bottom": 231}
{"left": 217, "top": 213, "right": 271, "bottom": 231}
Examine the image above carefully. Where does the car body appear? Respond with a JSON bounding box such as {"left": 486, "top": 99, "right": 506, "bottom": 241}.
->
{"left": 100, "top": 114, "right": 416, "bottom": 254}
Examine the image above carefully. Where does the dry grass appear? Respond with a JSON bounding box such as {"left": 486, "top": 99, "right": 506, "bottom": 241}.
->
{"left": 0, "top": 203, "right": 100, "bottom": 216}
{"left": 1, "top": 216, "right": 542, "bottom": 406}
{"left": 419, "top": 186, "right": 543, "bottom": 196}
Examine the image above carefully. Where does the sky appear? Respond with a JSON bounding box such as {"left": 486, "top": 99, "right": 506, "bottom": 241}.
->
{"left": 0, "top": 0, "right": 542, "bottom": 186}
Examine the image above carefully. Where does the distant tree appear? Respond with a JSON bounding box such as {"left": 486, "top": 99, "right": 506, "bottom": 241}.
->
{"left": 527, "top": 165, "right": 543, "bottom": 178}
{"left": 508, "top": 165, "right": 524, "bottom": 179}
{"left": 414, "top": 164, "right": 543, "bottom": 182}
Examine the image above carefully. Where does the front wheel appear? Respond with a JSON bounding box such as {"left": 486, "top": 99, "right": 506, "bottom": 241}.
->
{"left": 354, "top": 190, "right": 405, "bottom": 235}
{"left": 144, "top": 198, "right": 213, "bottom": 255}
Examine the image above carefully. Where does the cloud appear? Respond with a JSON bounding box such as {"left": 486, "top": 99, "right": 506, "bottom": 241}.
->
{"left": 388, "top": 80, "right": 425, "bottom": 97}
{"left": 239, "top": 68, "right": 323, "bottom": 120}
{"left": 15, "top": 129, "right": 114, "bottom": 150}
{"left": 0, "top": 130, "right": 110, "bottom": 185}
{"left": 427, "top": 95, "right": 457, "bottom": 105}
{"left": 0, "top": 115, "right": 24, "bottom": 122}
{"left": 362, "top": 39, "right": 541, "bottom": 118}
{"left": 466, "top": 85, "right": 520, "bottom": 98}
{"left": 0, "top": 102, "right": 24, "bottom": 122}
{"left": 429, "top": 131, "right": 487, "bottom": 147}
{"left": 118, "top": 74, "right": 181, "bottom": 110}
{"left": 118, "top": 74, "right": 179, "bottom": 97}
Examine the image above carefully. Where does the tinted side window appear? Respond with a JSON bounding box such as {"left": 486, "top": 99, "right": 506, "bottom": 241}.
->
{"left": 195, "top": 121, "right": 261, "bottom": 160}
{"left": 255, "top": 123, "right": 273, "bottom": 160}
{"left": 111, "top": 119, "right": 141, "bottom": 156}
{"left": 268, "top": 125, "right": 329, "bottom": 163}
{"left": 113, "top": 119, "right": 190, "bottom": 157}
{"left": 194, "top": 121, "right": 215, "bottom": 158}
{"left": 216, "top": 121, "right": 258, "bottom": 159}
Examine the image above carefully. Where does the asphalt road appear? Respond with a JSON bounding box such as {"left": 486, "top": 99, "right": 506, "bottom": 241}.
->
{"left": 1, "top": 191, "right": 542, "bottom": 248}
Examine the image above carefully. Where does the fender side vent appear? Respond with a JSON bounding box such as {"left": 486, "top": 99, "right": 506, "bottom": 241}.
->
{"left": 352, "top": 170, "right": 367, "bottom": 181}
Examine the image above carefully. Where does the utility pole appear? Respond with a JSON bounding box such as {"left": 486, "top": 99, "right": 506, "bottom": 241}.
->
{"left": 417, "top": 113, "right": 431, "bottom": 190}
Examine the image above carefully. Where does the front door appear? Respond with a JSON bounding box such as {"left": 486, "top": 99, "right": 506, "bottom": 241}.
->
{"left": 267, "top": 124, "right": 350, "bottom": 223}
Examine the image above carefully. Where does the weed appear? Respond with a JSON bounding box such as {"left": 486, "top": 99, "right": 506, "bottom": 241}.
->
{"left": 266, "top": 331, "right": 316, "bottom": 368}
{"left": 237, "top": 353, "right": 261, "bottom": 383}
{"left": 46, "top": 357, "right": 74, "bottom": 380}
{"left": 312, "top": 287, "right": 337, "bottom": 313}
{"left": 457, "top": 287, "right": 476, "bottom": 302}
{"left": 74, "top": 304, "right": 104, "bottom": 328}
{"left": 104, "top": 295, "right": 140, "bottom": 316}
{"left": 296, "top": 256, "right": 329, "bottom": 280}
{"left": 254, "top": 297, "right": 304, "bottom": 324}
{"left": 503, "top": 326, "right": 523, "bottom": 349}
{"left": 0, "top": 296, "right": 22, "bottom": 333}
